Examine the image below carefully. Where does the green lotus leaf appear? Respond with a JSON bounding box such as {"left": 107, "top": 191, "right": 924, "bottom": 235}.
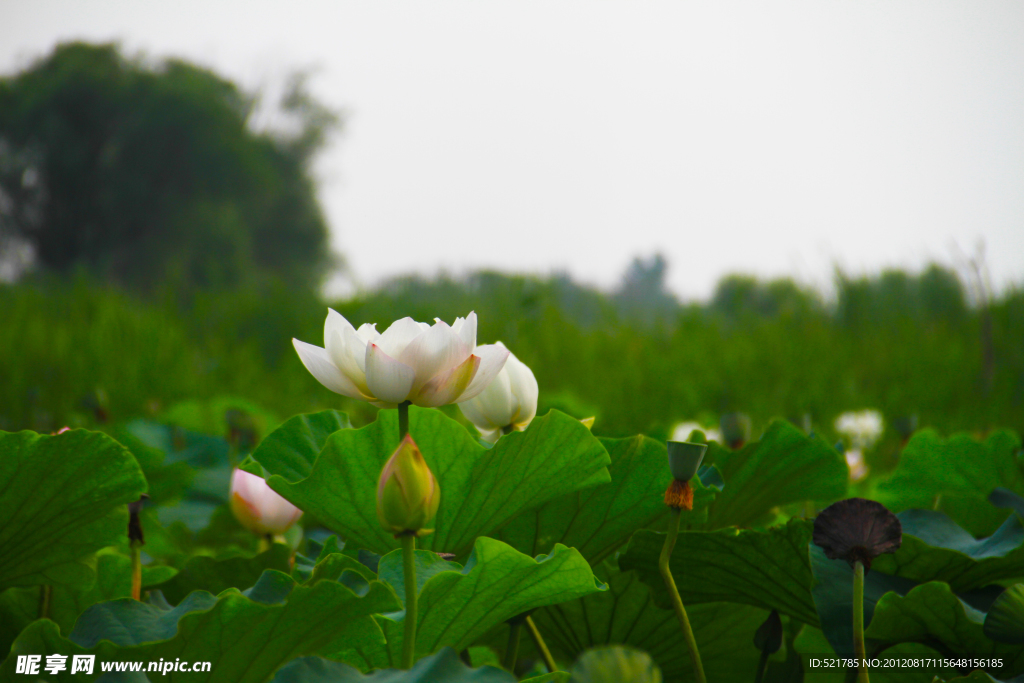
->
{"left": 338, "top": 537, "right": 605, "bottom": 670}
{"left": 149, "top": 544, "right": 292, "bottom": 605}
{"left": 702, "top": 420, "right": 848, "bottom": 529}
{"left": 1, "top": 571, "right": 400, "bottom": 682}
{"left": 985, "top": 585, "right": 1024, "bottom": 644}
{"left": 532, "top": 561, "right": 767, "bottom": 682}
{"left": 0, "top": 552, "right": 174, "bottom": 661}
{"left": 0, "top": 429, "right": 148, "bottom": 593}
{"left": 253, "top": 407, "right": 611, "bottom": 557}
{"left": 877, "top": 430, "right": 1023, "bottom": 537}
{"left": 619, "top": 519, "right": 819, "bottom": 626}
{"left": 873, "top": 510, "right": 1024, "bottom": 593}
{"left": 249, "top": 410, "right": 352, "bottom": 483}
{"left": 865, "top": 582, "right": 1024, "bottom": 679}
{"left": 495, "top": 435, "right": 717, "bottom": 564}
{"left": 272, "top": 648, "right": 518, "bottom": 683}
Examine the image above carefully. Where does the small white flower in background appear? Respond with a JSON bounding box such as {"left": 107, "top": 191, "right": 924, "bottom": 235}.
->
{"left": 458, "top": 342, "right": 539, "bottom": 442}
{"left": 229, "top": 469, "right": 303, "bottom": 536}
{"left": 671, "top": 421, "right": 722, "bottom": 444}
{"left": 293, "top": 310, "right": 510, "bottom": 408}
{"left": 845, "top": 448, "right": 869, "bottom": 482}
{"left": 834, "top": 409, "right": 884, "bottom": 450}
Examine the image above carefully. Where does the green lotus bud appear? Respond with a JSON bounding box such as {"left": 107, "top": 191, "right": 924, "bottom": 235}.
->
{"left": 720, "top": 412, "right": 751, "bottom": 448}
{"left": 376, "top": 434, "right": 440, "bottom": 536}
{"left": 570, "top": 646, "right": 662, "bottom": 683}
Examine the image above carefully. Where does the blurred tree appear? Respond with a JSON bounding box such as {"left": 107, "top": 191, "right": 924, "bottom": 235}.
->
{"left": 708, "top": 273, "right": 822, "bottom": 320}
{"left": 614, "top": 253, "right": 679, "bottom": 326}
{"left": 0, "top": 42, "right": 338, "bottom": 293}
{"left": 836, "top": 264, "right": 967, "bottom": 328}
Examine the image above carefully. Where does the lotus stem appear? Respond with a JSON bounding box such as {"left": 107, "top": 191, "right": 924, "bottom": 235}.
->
{"left": 38, "top": 585, "right": 51, "bottom": 620}
{"left": 659, "top": 508, "right": 706, "bottom": 683}
{"left": 853, "top": 560, "right": 869, "bottom": 683}
{"left": 130, "top": 540, "right": 142, "bottom": 600}
{"left": 401, "top": 533, "right": 418, "bottom": 669}
{"left": 503, "top": 620, "right": 522, "bottom": 672}
{"left": 398, "top": 400, "right": 411, "bottom": 441}
{"left": 754, "top": 649, "right": 769, "bottom": 683}
{"left": 525, "top": 615, "right": 558, "bottom": 673}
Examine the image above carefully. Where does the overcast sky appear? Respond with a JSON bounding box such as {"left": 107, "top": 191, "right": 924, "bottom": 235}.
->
{"left": 2, "top": 1, "right": 1022, "bottom": 300}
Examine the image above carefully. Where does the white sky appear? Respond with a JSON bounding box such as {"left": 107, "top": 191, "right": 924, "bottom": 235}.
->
{"left": 2, "top": 1, "right": 1022, "bottom": 300}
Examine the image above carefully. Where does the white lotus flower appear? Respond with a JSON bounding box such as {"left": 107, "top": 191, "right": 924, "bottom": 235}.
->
{"left": 229, "top": 468, "right": 303, "bottom": 536}
{"left": 834, "top": 409, "right": 884, "bottom": 450}
{"left": 292, "top": 310, "right": 510, "bottom": 408}
{"left": 458, "top": 342, "right": 538, "bottom": 442}
{"left": 671, "top": 421, "right": 722, "bottom": 444}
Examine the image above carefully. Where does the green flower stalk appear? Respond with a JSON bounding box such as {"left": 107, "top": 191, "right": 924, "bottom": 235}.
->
{"left": 127, "top": 495, "right": 148, "bottom": 601}
{"left": 377, "top": 434, "right": 440, "bottom": 669}
{"left": 504, "top": 615, "right": 524, "bottom": 673}
{"left": 526, "top": 616, "right": 559, "bottom": 673}
{"left": 660, "top": 441, "right": 707, "bottom": 683}
{"left": 813, "top": 498, "right": 902, "bottom": 683}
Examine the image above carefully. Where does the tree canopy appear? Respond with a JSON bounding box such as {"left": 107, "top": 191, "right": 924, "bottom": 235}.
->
{"left": 0, "top": 42, "right": 338, "bottom": 293}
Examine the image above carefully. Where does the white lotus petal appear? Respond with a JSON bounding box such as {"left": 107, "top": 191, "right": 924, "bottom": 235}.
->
{"left": 451, "top": 311, "right": 477, "bottom": 352}
{"left": 377, "top": 317, "right": 428, "bottom": 357}
{"left": 478, "top": 428, "right": 501, "bottom": 444}
{"left": 505, "top": 351, "right": 539, "bottom": 426}
{"left": 356, "top": 322, "right": 380, "bottom": 343}
{"left": 414, "top": 353, "right": 480, "bottom": 407}
{"left": 334, "top": 326, "right": 373, "bottom": 395}
{"left": 365, "top": 342, "right": 416, "bottom": 404}
{"left": 293, "top": 339, "right": 372, "bottom": 400}
{"left": 398, "top": 320, "right": 470, "bottom": 393}
{"left": 456, "top": 343, "right": 511, "bottom": 402}
{"left": 458, "top": 368, "right": 513, "bottom": 431}
{"left": 325, "top": 308, "right": 356, "bottom": 351}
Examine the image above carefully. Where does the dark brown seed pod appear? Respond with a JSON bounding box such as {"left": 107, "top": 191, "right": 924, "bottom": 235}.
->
{"left": 812, "top": 497, "right": 901, "bottom": 572}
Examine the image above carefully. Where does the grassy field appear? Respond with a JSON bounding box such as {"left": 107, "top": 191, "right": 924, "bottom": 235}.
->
{"left": 2, "top": 268, "right": 1021, "bottom": 450}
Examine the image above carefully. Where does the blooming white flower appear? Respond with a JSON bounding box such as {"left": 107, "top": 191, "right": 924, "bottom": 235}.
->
{"left": 671, "top": 421, "right": 722, "bottom": 444}
{"left": 458, "top": 342, "right": 538, "bottom": 442}
{"left": 834, "top": 409, "right": 884, "bottom": 450}
{"left": 230, "top": 468, "right": 303, "bottom": 536}
{"left": 293, "top": 310, "right": 510, "bottom": 408}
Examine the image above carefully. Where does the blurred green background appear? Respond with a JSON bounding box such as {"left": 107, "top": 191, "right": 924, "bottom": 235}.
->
{"left": 2, "top": 42, "right": 1022, "bottom": 451}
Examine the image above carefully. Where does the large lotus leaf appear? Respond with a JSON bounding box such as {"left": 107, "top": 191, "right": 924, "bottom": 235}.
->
{"left": 272, "top": 648, "right": 518, "bottom": 683}
{"left": 249, "top": 410, "right": 352, "bottom": 483}
{"left": 877, "top": 430, "right": 1023, "bottom": 537}
{"left": 0, "top": 429, "right": 148, "bottom": 592}
{"left": 149, "top": 544, "right": 292, "bottom": 605}
{"left": 532, "top": 561, "right": 766, "bottom": 682}
{"left": 1, "top": 573, "right": 400, "bottom": 682}
{"left": 985, "top": 585, "right": 1024, "bottom": 644}
{"left": 495, "top": 435, "right": 717, "bottom": 564}
{"left": 873, "top": 510, "right": 1024, "bottom": 593}
{"left": 254, "top": 407, "right": 610, "bottom": 557}
{"left": 0, "top": 553, "right": 175, "bottom": 661}
{"left": 338, "top": 538, "right": 605, "bottom": 670}
{"left": 618, "top": 519, "right": 819, "bottom": 626}
{"left": 701, "top": 420, "right": 848, "bottom": 529}
{"left": 865, "top": 582, "right": 1024, "bottom": 679}
{"left": 991, "top": 488, "right": 1024, "bottom": 523}
{"left": 111, "top": 422, "right": 195, "bottom": 504}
